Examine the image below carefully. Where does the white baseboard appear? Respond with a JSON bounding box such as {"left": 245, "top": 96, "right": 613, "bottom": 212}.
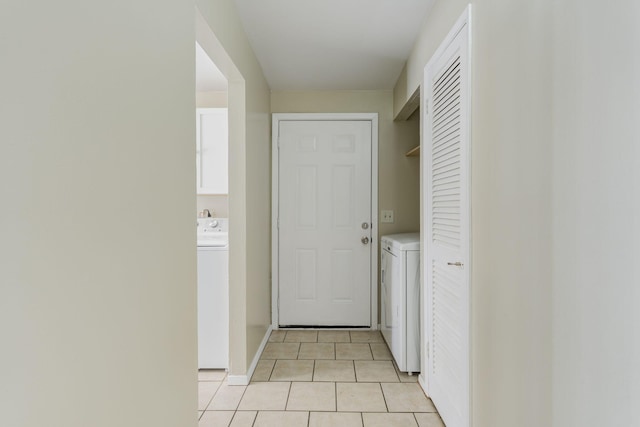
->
{"left": 226, "top": 325, "right": 273, "bottom": 386}
{"left": 418, "top": 373, "right": 429, "bottom": 396}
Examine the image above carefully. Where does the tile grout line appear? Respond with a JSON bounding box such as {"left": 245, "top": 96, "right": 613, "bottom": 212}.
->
{"left": 267, "top": 359, "right": 276, "bottom": 381}
{"left": 284, "top": 380, "right": 292, "bottom": 411}
{"left": 379, "top": 382, "right": 390, "bottom": 413}
{"left": 233, "top": 377, "right": 249, "bottom": 413}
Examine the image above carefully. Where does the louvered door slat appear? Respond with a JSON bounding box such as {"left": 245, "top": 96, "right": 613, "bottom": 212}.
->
{"left": 433, "top": 157, "right": 460, "bottom": 174}
{"left": 433, "top": 63, "right": 461, "bottom": 102}
{"left": 432, "top": 124, "right": 461, "bottom": 146}
{"left": 433, "top": 170, "right": 460, "bottom": 185}
{"left": 433, "top": 135, "right": 460, "bottom": 157}
{"left": 433, "top": 136, "right": 460, "bottom": 156}
{"left": 434, "top": 90, "right": 461, "bottom": 121}
{"left": 431, "top": 53, "right": 462, "bottom": 252}
{"left": 434, "top": 96, "right": 460, "bottom": 122}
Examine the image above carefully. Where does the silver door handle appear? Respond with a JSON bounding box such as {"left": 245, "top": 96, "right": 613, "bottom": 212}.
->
{"left": 361, "top": 237, "right": 370, "bottom": 244}
{"left": 447, "top": 262, "right": 463, "bottom": 267}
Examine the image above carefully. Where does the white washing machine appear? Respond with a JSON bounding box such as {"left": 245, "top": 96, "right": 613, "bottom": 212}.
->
{"left": 197, "top": 218, "right": 228, "bottom": 369}
{"left": 380, "top": 232, "right": 420, "bottom": 374}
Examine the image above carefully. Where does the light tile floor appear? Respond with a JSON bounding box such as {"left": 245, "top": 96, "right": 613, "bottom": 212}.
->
{"left": 199, "top": 330, "right": 445, "bottom": 427}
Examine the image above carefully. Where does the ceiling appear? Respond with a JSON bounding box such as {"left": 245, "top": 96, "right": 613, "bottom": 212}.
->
{"left": 196, "top": 42, "right": 228, "bottom": 92}
{"left": 232, "top": 0, "right": 434, "bottom": 90}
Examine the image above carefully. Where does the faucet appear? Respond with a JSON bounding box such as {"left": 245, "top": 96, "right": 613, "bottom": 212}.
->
{"left": 203, "top": 209, "right": 211, "bottom": 218}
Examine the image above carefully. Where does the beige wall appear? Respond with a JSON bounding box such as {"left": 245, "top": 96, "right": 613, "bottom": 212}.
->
{"left": 0, "top": 1, "right": 197, "bottom": 426}
{"left": 196, "top": 0, "right": 272, "bottom": 377}
{"left": 197, "top": 195, "right": 229, "bottom": 218}
{"left": 196, "top": 90, "right": 227, "bottom": 108}
{"left": 397, "top": 1, "right": 553, "bottom": 426}
{"left": 196, "top": 91, "right": 229, "bottom": 218}
{"left": 551, "top": 1, "right": 640, "bottom": 426}
{"left": 471, "top": 2, "right": 553, "bottom": 425}
{"left": 393, "top": 0, "right": 471, "bottom": 118}
{"left": 271, "top": 90, "right": 420, "bottom": 322}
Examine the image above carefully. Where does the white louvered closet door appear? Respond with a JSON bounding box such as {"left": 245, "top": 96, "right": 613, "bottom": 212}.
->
{"left": 423, "top": 9, "right": 470, "bottom": 427}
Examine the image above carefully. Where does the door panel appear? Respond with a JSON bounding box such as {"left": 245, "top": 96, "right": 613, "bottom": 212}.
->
{"left": 296, "top": 166, "right": 317, "bottom": 228}
{"left": 278, "top": 120, "right": 372, "bottom": 326}
{"left": 423, "top": 10, "right": 470, "bottom": 427}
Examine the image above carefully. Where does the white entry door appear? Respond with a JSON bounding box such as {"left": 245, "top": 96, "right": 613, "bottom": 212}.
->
{"left": 423, "top": 8, "right": 471, "bottom": 427}
{"left": 275, "top": 117, "right": 375, "bottom": 326}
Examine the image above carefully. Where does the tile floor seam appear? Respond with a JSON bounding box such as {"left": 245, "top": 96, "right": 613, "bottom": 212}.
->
{"left": 379, "top": 382, "right": 390, "bottom": 413}
{"left": 233, "top": 382, "right": 249, "bottom": 412}
{"left": 267, "top": 360, "right": 275, "bottom": 381}
{"left": 285, "top": 381, "right": 292, "bottom": 411}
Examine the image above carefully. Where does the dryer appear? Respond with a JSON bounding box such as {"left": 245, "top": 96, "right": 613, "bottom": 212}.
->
{"left": 381, "top": 232, "right": 420, "bottom": 374}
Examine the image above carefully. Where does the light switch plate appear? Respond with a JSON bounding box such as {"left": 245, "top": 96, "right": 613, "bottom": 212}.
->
{"left": 381, "top": 210, "right": 394, "bottom": 223}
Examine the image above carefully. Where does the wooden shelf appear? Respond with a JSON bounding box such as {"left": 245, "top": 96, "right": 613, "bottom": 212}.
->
{"left": 405, "top": 145, "right": 420, "bottom": 157}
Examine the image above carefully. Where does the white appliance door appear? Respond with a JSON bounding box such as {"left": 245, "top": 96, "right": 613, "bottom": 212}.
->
{"left": 423, "top": 14, "right": 471, "bottom": 427}
{"left": 197, "top": 248, "right": 229, "bottom": 368}
{"left": 278, "top": 120, "right": 372, "bottom": 326}
{"left": 405, "top": 250, "right": 421, "bottom": 372}
{"left": 389, "top": 248, "right": 404, "bottom": 369}
{"left": 381, "top": 247, "right": 396, "bottom": 344}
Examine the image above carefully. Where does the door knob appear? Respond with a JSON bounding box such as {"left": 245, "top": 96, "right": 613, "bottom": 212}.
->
{"left": 361, "top": 237, "right": 370, "bottom": 244}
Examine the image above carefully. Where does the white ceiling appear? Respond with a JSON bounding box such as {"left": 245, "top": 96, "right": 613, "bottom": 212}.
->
{"left": 196, "top": 42, "right": 228, "bottom": 92}
{"left": 232, "top": 0, "right": 434, "bottom": 90}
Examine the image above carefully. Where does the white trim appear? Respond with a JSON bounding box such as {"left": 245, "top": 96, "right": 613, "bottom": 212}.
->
{"left": 419, "top": 373, "right": 429, "bottom": 397}
{"left": 226, "top": 325, "right": 273, "bottom": 386}
{"left": 271, "top": 113, "right": 379, "bottom": 330}
{"left": 271, "top": 118, "right": 279, "bottom": 330}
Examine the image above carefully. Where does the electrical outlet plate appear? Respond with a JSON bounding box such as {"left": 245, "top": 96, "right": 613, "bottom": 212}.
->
{"left": 381, "top": 210, "right": 394, "bottom": 223}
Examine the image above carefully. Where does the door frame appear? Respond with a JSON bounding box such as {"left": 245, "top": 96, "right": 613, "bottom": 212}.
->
{"left": 271, "top": 113, "right": 379, "bottom": 329}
